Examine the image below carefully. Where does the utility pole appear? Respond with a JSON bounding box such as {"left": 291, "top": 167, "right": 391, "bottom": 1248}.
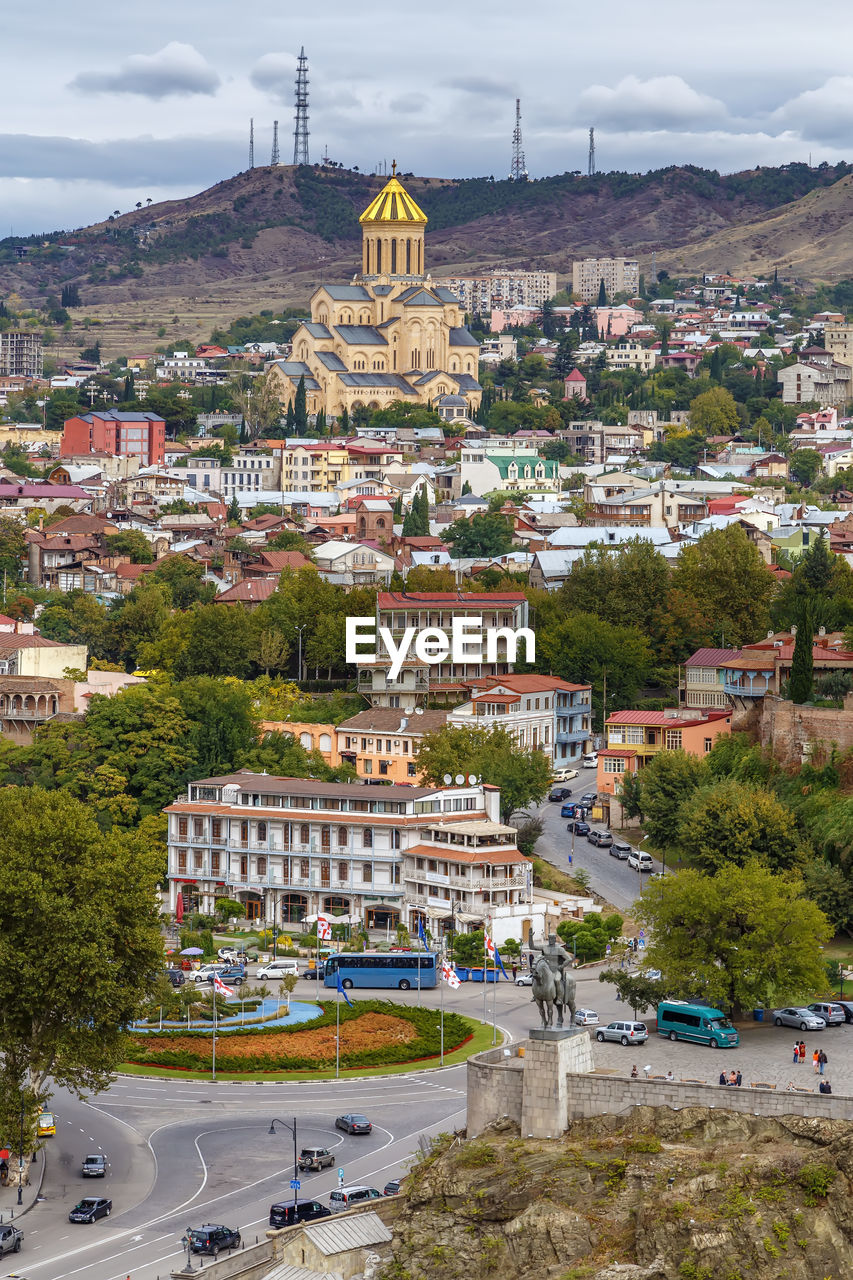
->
{"left": 509, "top": 98, "right": 527, "bottom": 182}
{"left": 271, "top": 121, "right": 280, "bottom": 167}
{"left": 293, "top": 47, "right": 310, "bottom": 165}
{"left": 588, "top": 127, "right": 596, "bottom": 177}
{"left": 249, "top": 118, "right": 254, "bottom": 169}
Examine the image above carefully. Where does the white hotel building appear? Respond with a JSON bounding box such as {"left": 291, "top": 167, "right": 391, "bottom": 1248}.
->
{"left": 166, "top": 771, "right": 536, "bottom": 943}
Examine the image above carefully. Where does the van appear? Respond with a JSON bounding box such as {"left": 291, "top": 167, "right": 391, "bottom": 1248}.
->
{"left": 269, "top": 1199, "right": 331, "bottom": 1229}
{"left": 627, "top": 850, "right": 654, "bottom": 872}
{"left": 256, "top": 958, "right": 300, "bottom": 981}
{"left": 329, "top": 1185, "right": 382, "bottom": 1213}
{"left": 582, "top": 753, "right": 598, "bottom": 769}
{"left": 656, "top": 1000, "right": 739, "bottom": 1048}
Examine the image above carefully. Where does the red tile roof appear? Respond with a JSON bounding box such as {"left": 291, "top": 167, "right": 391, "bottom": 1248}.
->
{"left": 685, "top": 648, "right": 742, "bottom": 667}
{"left": 598, "top": 748, "right": 637, "bottom": 757}
{"left": 216, "top": 580, "right": 278, "bottom": 604}
{"left": 466, "top": 675, "right": 590, "bottom": 693}
{"left": 377, "top": 591, "right": 526, "bottom": 606}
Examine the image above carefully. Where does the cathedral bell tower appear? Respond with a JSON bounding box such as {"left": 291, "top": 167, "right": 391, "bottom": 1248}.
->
{"left": 359, "top": 162, "right": 428, "bottom": 280}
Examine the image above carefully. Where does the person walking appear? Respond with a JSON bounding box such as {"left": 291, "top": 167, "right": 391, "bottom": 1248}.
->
{"left": 819, "top": 1049, "right": 827, "bottom": 1076}
{"left": 793, "top": 1041, "right": 800, "bottom": 1064}
{"left": 735, "top": 1070, "right": 742, "bottom": 1087}
{"left": 798, "top": 1040, "right": 806, "bottom": 1064}
{"left": 813, "top": 1048, "right": 820, "bottom": 1074}
{"left": 511, "top": 963, "right": 517, "bottom": 982}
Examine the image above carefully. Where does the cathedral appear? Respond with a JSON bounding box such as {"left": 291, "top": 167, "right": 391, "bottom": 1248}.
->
{"left": 267, "top": 169, "right": 482, "bottom": 422}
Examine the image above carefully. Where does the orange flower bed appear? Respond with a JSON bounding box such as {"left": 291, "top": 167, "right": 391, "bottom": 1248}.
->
{"left": 139, "top": 1012, "right": 417, "bottom": 1062}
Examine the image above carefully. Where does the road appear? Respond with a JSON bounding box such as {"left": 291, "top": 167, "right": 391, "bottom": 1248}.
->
{"left": 533, "top": 794, "right": 664, "bottom": 912}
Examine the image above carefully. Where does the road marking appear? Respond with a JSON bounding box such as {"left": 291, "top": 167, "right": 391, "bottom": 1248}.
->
{"left": 51, "top": 1231, "right": 173, "bottom": 1279}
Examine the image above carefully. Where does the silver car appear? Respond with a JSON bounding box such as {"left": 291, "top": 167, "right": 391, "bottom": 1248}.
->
{"left": 772, "top": 1007, "right": 826, "bottom": 1031}
{"left": 595, "top": 1020, "right": 648, "bottom": 1046}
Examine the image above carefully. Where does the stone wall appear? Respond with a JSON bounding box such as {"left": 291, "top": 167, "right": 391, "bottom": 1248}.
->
{"left": 467, "top": 1040, "right": 853, "bottom": 1136}
{"left": 761, "top": 692, "right": 853, "bottom": 766}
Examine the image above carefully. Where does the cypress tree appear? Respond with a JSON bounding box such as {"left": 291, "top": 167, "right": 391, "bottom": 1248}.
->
{"left": 340, "top": 406, "right": 350, "bottom": 435}
{"left": 285, "top": 400, "right": 295, "bottom": 433}
{"left": 789, "top": 608, "right": 814, "bottom": 705}
{"left": 294, "top": 376, "right": 308, "bottom": 435}
{"left": 393, "top": 494, "right": 403, "bottom": 519}
{"left": 597, "top": 278, "right": 608, "bottom": 306}
{"left": 315, "top": 408, "right": 326, "bottom": 436}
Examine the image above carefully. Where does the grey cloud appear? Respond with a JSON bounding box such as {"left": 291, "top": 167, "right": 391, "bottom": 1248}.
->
{"left": 389, "top": 94, "right": 428, "bottom": 115}
{"left": 445, "top": 76, "right": 512, "bottom": 99}
{"left": 577, "top": 75, "right": 729, "bottom": 132}
{"left": 250, "top": 52, "right": 297, "bottom": 102}
{"left": 0, "top": 132, "right": 243, "bottom": 187}
{"left": 769, "top": 76, "right": 853, "bottom": 145}
{"left": 70, "top": 42, "right": 220, "bottom": 99}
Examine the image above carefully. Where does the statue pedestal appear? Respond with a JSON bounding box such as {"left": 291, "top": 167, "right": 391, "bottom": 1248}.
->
{"left": 520, "top": 1027, "right": 593, "bottom": 1139}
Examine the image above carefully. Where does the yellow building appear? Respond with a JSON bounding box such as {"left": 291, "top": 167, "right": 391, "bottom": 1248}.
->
{"left": 268, "top": 168, "right": 482, "bottom": 422}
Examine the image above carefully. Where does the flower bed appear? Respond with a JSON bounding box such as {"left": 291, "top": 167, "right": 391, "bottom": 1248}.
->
{"left": 124, "top": 1000, "right": 472, "bottom": 1072}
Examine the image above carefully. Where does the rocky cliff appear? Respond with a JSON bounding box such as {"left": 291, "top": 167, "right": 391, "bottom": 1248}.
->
{"left": 377, "top": 1107, "right": 853, "bottom": 1279}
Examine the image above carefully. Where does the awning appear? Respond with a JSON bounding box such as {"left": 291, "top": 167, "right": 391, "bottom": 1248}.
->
{"left": 426, "top": 907, "right": 452, "bottom": 919}
{"left": 455, "top": 911, "right": 484, "bottom": 924}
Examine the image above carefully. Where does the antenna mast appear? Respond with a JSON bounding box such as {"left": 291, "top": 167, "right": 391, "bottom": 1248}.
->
{"left": 510, "top": 98, "right": 527, "bottom": 182}
{"left": 293, "top": 46, "right": 310, "bottom": 165}
{"left": 588, "top": 127, "right": 596, "bottom": 177}
{"left": 249, "top": 118, "right": 254, "bottom": 169}
{"left": 271, "top": 121, "right": 280, "bottom": 166}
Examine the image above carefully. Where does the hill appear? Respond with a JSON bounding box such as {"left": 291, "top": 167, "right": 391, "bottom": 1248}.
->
{"left": 1, "top": 161, "right": 851, "bottom": 360}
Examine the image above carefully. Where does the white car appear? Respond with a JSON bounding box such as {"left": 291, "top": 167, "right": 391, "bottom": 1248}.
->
{"left": 191, "top": 963, "right": 227, "bottom": 983}
{"left": 582, "top": 753, "right": 598, "bottom": 769}
{"left": 574, "top": 1008, "right": 599, "bottom": 1026}
{"left": 256, "top": 959, "right": 300, "bottom": 980}
{"left": 515, "top": 973, "right": 534, "bottom": 987}
{"left": 628, "top": 851, "right": 654, "bottom": 872}
{"left": 552, "top": 768, "right": 580, "bottom": 783}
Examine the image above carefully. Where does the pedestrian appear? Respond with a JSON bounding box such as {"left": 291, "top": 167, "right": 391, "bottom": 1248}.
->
{"left": 511, "top": 963, "right": 517, "bottom": 981}
{"left": 630, "top": 1064, "right": 638, "bottom": 1079}
{"left": 735, "top": 1070, "right": 742, "bottom": 1087}
{"left": 719, "top": 1071, "right": 727, "bottom": 1086}
{"left": 798, "top": 1040, "right": 806, "bottom": 1063}
{"left": 728, "top": 1070, "right": 737, "bottom": 1086}
{"left": 813, "top": 1048, "right": 820, "bottom": 1074}
{"left": 786, "top": 1080, "right": 795, "bottom": 1092}
{"left": 793, "top": 1041, "right": 800, "bottom": 1064}
{"left": 665, "top": 1070, "right": 674, "bottom": 1082}
{"left": 824, "top": 1079, "right": 832, "bottom": 1095}
{"left": 819, "top": 1049, "right": 827, "bottom": 1075}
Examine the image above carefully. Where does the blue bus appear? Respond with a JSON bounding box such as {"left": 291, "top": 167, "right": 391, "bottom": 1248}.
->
{"left": 323, "top": 952, "right": 438, "bottom": 991}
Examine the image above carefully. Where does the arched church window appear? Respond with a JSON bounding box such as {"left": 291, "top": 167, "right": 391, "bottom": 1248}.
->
{"left": 391, "top": 240, "right": 397, "bottom": 273}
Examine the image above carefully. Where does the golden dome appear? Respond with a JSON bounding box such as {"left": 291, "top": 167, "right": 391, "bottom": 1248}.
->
{"left": 359, "top": 174, "right": 427, "bottom": 226}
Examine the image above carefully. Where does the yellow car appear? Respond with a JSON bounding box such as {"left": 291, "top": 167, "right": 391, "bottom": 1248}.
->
{"left": 36, "top": 1111, "right": 56, "bottom": 1137}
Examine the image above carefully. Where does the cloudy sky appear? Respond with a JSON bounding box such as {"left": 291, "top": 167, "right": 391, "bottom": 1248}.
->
{"left": 4, "top": 0, "right": 853, "bottom": 236}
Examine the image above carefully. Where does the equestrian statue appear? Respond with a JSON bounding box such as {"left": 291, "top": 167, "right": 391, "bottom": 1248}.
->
{"left": 526, "top": 928, "right": 577, "bottom": 1030}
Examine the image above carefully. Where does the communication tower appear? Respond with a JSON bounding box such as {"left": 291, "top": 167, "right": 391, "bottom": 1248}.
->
{"left": 510, "top": 98, "right": 528, "bottom": 182}
{"left": 293, "top": 47, "right": 310, "bottom": 165}
{"left": 249, "top": 118, "right": 254, "bottom": 169}
{"left": 271, "top": 120, "right": 280, "bottom": 166}
{"left": 588, "top": 127, "right": 596, "bottom": 177}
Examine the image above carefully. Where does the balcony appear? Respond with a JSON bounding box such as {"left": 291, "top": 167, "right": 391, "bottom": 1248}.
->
{"left": 723, "top": 679, "right": 771, "bottom": 698}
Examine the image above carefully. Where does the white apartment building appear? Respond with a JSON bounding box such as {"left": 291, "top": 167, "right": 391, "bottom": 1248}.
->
{"left": 447, "top": 675, "right": 592, "bottom": 766}
{"left": 572, "top": 258, "right": 639, "bottom": 303}
{"left": 165, "top": 771, "right": 533, "bottom": 942}
{"left": 432, "top": 270, "right": 557, "bottom": 316}
{"left": 778, "top": 353, "right": 853, "bottom": 408}
{"left": 0, "top": 330, "right": 43, "bottom": 379}
{"left": 605, "top": 340, "right": 657, "bottom": 373}
{"left": 221, "top": 451, "right": 281, "bottom": 497}
{"left": 824, "top": 323, "right": 853, "bottom": 370}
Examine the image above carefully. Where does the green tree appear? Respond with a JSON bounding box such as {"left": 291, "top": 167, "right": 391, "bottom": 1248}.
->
{"left": 0, "top": 787, "right": 163, "bottom": 1114}
{"left": 0, "top": 516, "right": 26, "bottom": 582}
{"left": 688, "top": 385, "right": 740, "bottom": 434}
{"left": 37, "top": 591, "right": 111, "bottom": 657}
{"left": 416, "top": 724, "right": 552, "bottom": 821}
{"left": 789, "top": 606, "right": 814, "bottom": 704}
{"left": 141, "top": 603, "right": 258, "bottom": 679}
{"left": 676, "top": 779, "right": 804, "bottom": 873}
{"left": 446, "top": 513, "right": 513, "bottom": 559}
{"left": 173, "top": 677, "right": 257, "bottom": 778}
{"left": 639, "top": 750, "right": 710, "bottom": 852}
{"left": 803, "top": 860, "right": 853, "bottom": 937}
{"left": 537, "top": 613, "right": 652, "bottom": 723}
{"left": 293, "top": 376, "right": 308, "bottom": 435}
{"left": 227, "top": 495, "right": 241, "bottom": 523}
{"left": 151, "top": 555, "right": 214, "bottom": 609}
{"left": 636, "top": 862, "right": 831, "bottom": 1017}
{"left": 790, "top": 448, "right": 822, "bottom": 487}
{"left": 670, "top": 524, "right": 775, "bottom": 646}
{"left": 596, "top": 279, "right": 607, "bottom": 307}
{"left": 105, "top": 530, "right": 154, "bottom": 564}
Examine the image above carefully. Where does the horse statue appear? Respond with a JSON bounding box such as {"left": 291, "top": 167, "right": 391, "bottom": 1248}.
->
{"left": 530, "top": 953, "right": 577, "bottom": 1030}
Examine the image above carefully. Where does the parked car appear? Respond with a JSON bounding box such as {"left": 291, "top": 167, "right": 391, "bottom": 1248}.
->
{"left": 574, "top": 1008, "right": 599, "bottom": 1026}
{"left": 329, "top": 1186, "right": 382, "bottom": 1213}
{"left": 269, "top": 1199, "right": 330, "bottom": 1229}
{"left": 627, "top": 851, "right": 654, "bottom": 872}
{"left": 566, "top": 820, "right": 590, "bottom": 837}
{"left": 218, "top": 947, "right": 250, "bottom": 963}
{"left": 0, "top": 1224, "right": 22, "bottom": 1255}
{"left": 561, "top": 802, "right": 579, "bottom": 818}
{"left": 549, "top": 787, "right": 571, "bottom": 802}
{"left": 807, "top": 1002, "right": 846, "bottom": 1026}
{"left": 197, "top": 965, "right": 245, "bottom": 987}
{"left": 582, "top": 753, "right": 598, "bottom": 769}
{"left": 383, "top": 1179, "right": 401, "bottom": 1196}
{"left": 644, "top": 968, "right": 662, "bottom": 981}
{"left": 595, "top": 1021, "right": 649, "bottom": 1046}
{"left": 191, "top": 963, "right": 228, "bottom": 984}
{"left": 256, "top": 959, "right": 300, "bottom": 980}
{"left": 587, "top": 828, "right": 613, "bottom": 847}
{"left": 69, "top": 1197, "right": 112, "bottom": 1223}
{"left": 302, "top": 966, "right": 323, "bottom": 980}
{"left": 187, "top": 1225, "right": 241, "bottom": 1255}
{"left": 81, "top": 1154, "right": 107, "bottom": 1178}
{"left": 773, "top": 1007, "right": 827, "bottom": 1031}
{"left": 580, "top": 792, "right": 598, "bottom": 806}
{"left": 515, "top": 972, "right": 533, "bottom": 987}
{"left": 835, "top": 1000, "right": 853, "bottom": 1024}
{"left": 552, "top": 767, "right": 580, "bottom": 783}
{"left": 165, "top": 968, "right": 185, "bottom": 988}
{"left": 297, "top": 1147, "right": 335, "bottom": 1172}
{"left": 335, "top": 1114, "right": 372, "bottom": 1135}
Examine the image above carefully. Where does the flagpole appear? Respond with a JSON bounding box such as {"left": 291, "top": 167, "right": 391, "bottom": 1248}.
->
{"left": 417, "top": 920, "right": 422, "bottom": 1008}
{"left": 492, "top": 933, "right": 498, "bottom": 1045}
{"left": 440, "top": 966, "right": 445, "bottom": 1067}
{"left": 335, "top": 978, "right": 340, "bottom": 1080}
{"left": 212, "top": 985, "right": 217, "bottom": 1083}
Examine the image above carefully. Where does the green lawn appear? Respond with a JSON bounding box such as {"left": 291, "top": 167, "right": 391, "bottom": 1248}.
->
{"left": 119, "top": 1018, "right": 500, "bottom": 1082}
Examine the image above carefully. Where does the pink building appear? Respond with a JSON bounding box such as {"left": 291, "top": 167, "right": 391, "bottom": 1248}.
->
{"left": 490, "top": 307, "right": 540, "bottom": 332}
{"left": 593, "top": 305, "right": 643, "bottom": 337}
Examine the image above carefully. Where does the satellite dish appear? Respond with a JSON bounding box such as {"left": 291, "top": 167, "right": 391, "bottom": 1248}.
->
{"left": 467, "top": 773, "right": 478, "bottom": 785}
{"left": 443, "top": 773, "right": 453, "bottom": 785}
{"left": 414, "top": 707, "right": 424, "bottom": 715}
{"left": 455, "top": 773, "right": 465, "bottom": 785}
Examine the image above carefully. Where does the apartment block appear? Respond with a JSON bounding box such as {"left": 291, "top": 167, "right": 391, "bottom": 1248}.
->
{"left": 165, "top": 770, "right": 531, "bottom": 939}
{"left": 432, "top": 270, "right": 558, "bottom": 316}
{"left": 61, "top": 411, "right": 166, "bottom": 466}
{"left": 448, "top": 674, "right": 592, "bottom": 767}
{"left": 572, "top": 258, "right": 639, "bottom": 303}
{"left": 0, "top": 330, "right": 43, "bottom": 379}
{"left": 824, "top": 323, "right": 853, "bottom": 370}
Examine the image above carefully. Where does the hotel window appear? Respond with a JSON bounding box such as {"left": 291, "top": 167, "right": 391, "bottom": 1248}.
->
{"left": 704, "top": 737, "right": 713, "bottom": 752}
{"left": 300, "top": 823, "right": 310, "bottom": 846}
{"left": 337, "top": 826, "right": 348, "bottom": 848}
{"left": 338, "top": 861, "right": 349, "bottom": 881}
{"left": 211, "top": 852, "right": 220, "bottom": 874}
{"left": 391, "top": 828, "right": 401, "bottom": 848}
{"left": 193, "top": 852, "right": 203, "bottom": 870}
{"left": 193, "top": 818, "right": 203, "bottom": 838}
{"left": 603, "top": 757, "right": 626, "bottom": 774}
{"left": 178, "top": 817, "right": 188, "bottom": 838}
{"left": 177, "top": 850, "right": 187, "bottom": 871}
{"left": 300, "top": 858, "right": 309, "bottom": 879}
{"left": 257, "top": 822, "right": 267, "bottom": 842}
{"left": 665, "top": 729, "right": 683, "bottom": 750}
{"left": 257, "top": 856, "right": 267, "bottom": 876}
{"left": 363, "top": 828, "right": 373, "bottom": 849}
{"left": 211, "top": 818, "right": 221, "bottom": 840}
{"left": 362, "top": 864, "right": 373, "bottom": 883}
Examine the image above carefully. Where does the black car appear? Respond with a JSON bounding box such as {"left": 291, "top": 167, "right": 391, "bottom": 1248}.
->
{"left": 165, "top": 969, "right": 185, "bottom": 988}
{"left": 549, "top": 787, "right": 571, "bottom": 802}
{"left": 302, "top": 966, "right": 323, "bottom": 980}
{"left": 69, "top": 1197, "right": 112, "bottom": 1223}
{"left": 383, "top": 1179, "right": 401, "bottom": 1196}
{"left": 187, "top": 1224, "right": 241, "bottom": 1255}
{"left": 82, "top": 1154, "right": 107, "bottom": 1178}
{"left": 269, "top": 1199, "right": 331, "bottom": 1229}
{"left": 335, "top": 1113, "right": 372, "bottom": 1134}
{"left": 0, "top": 1224, "right": 22, "bottom": 1255}
{"left": 567, "top": 820, "right": 590, "bottom": 837}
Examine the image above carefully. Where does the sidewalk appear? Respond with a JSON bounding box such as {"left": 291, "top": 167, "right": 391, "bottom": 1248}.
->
{"left": 0, "top": 1149, "right": 46, "bottom": 1226}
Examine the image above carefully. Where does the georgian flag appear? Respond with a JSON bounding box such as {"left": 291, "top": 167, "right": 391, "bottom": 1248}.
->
{"left": 485, "top": 930, "right": 496, "bottom": 960}
{"left": 440, "top": 960, "right": 461, "bottom": 990}
{"left": 317, "top": 915, "right": 332, "bottom": 942}
{"left": 213, "top": 973, "right": 234, "bottom": 997}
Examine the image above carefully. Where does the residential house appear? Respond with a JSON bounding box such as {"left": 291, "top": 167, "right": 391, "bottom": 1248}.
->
{"left": 0, "top": 675, "right": 77, "bottom": 742}
{"left": 448, "top": 674, "right": 591, "bottom": 767}
{"left": 597, "top": 707, "right": 732, "bottom": 797}
{"left": 336, "top": 707, "right": 448, "bottom": 782}
{"left": 311, "top": 539, "right": 395, "bottom": 586}
{"left": 605, "top": 340, "right": 657, "bottom": 373}
{"left": 459, "top": 450, "right": 559, "bottom": 495}
{"left": 0, "top": 631, "right": 88, "bottom": 678}
{"left": 61, "top": 411, "right": 166, "bottom": 466}
{"left": 778, "top": 350, "right": 853, "bottom": 407}
{"left": 680, "top": 635, "right": 853, "bottom": 709}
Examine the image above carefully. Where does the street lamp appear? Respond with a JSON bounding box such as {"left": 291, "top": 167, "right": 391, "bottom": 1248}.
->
{"left": 268, "top": 1117, "right": 299, "bottom": 1207}
{"left": 17, "top": 1095, "right": 23, "bottom": 1206}
{"left": 295, "top": 625, "right": 307, "bottom": 684}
